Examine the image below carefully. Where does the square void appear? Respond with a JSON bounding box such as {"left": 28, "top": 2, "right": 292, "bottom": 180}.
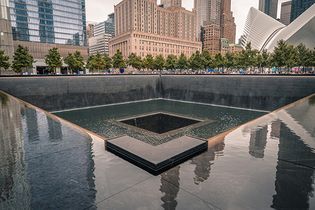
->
{"left": 119, "top": 113, "right": 201, "bottom": 134}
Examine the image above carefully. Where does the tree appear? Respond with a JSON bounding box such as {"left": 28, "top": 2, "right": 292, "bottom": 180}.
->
{"left": 214, "top": 53, "right": 225, "bottom": 71}
{"left": 153, "top": 55, "right": 165, "bottom": 71}
{"left": 201, "top": 50, "right": 212, "bottom": 70}
{"left": 143, "top": 54, "right": 154, "bottom": 70}
{"left": 165, "top": 54, "right": 177, "bottom": 70}
{"left": 12, "top": 45, "right": 34, "bottom": 74}
{"left": 0, "top": 50, "right": 10, "bottom": 75}
{"left": 103, "top": 54, "right": 112, "bottom": 70}
{"left": 271, "top": 40, "right": 288, "bottom": 69}
{"left": 86, "top": 53, "right": 105, "bottom": 72}
{"left": 64, "top": 51, "right": 85, "bottom": 73}
{"left": 189, "top": 51, "right": 203, "bottom": 71}
{"left": 296, "top": 43, "right": 312, "bottom": 72}
{"left": 177, "top": 53, "right": 188, "bottom": 71}
{"left": 45, "top": 47, "right": 62, "bottom": 74}
{"left": 224, "top": 52, "right": 235, "bottom": 71}
{"left": 112, "top": 50, "right": 126, "bottom": 69}
{"left": 127, "top": 53, "right": 143, "bottom": 70}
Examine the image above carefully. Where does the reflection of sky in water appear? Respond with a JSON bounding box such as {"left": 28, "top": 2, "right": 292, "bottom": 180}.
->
{"left": 56, "top": 100, "right": 265, "bottom": 145}
{"left": 1, "top": 92, "right": 315, "bottom": 209}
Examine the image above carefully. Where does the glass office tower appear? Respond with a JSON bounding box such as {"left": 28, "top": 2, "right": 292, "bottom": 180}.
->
{"left": 291, "top": 0, "right": 315, "bottom": 22}
{"left": 9, "top": 0, "right": 87, "bottom": 46}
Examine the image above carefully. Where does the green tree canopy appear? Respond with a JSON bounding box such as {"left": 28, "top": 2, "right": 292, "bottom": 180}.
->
{"left": 103, "top": 54, "right": 112, "bottom": 69}
{"left": 45, "top": 47, "right": 62, "bottom": 74}
{"left": 143, "top": 54, "right": 154, "bottom": 70}
{"left": 0, "top": 50, "right": 10, "bottom": 75}
{"left": 177, "top": 53, "right": 188, "bottom": 70}
{"left": 165, "top": 54, "right": 177, "bottom": 70}
{"left": 189, "top": 51, "right": 203, "bottom": 70}
{"left": 12, "top": 45, "right": 34, "bottom": 74}
{"left": 86, "top": 53, "right": 106, "bottom": 72}
{"left": 201, "top": 50, "right": 212, "bottom": 69}
{"left": 296, "top": 43, "right": 312, "bottom": 70}
{"left": 128, "top": 53, "right": 143, "bottom": 70}
{"left": 64, "top": 51, "right": 85, "bottom": 73}
{"left": 112, "top": 50, "right": 126, "bottom": 69}
{"left": 153, "top": 55, "right": 165, "bottom": 70}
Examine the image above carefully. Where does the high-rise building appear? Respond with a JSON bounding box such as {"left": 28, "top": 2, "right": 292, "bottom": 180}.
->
{"left": 109, "top": 0, "right": 201, "bottom": 58}
{"left": 161, "top": 0, "right": 182, "bottom": 8}
{"left": 291, "top": 0, "right": 315, "bottom": 22}
{"left": 0, "top": 0, "right": 14, "bottom": 57}
{"left": 89, "top": 14, "right": 115, "bottom": 56}
{"left": 221, "top": 0, "right": 236, "bottom": 43}
{"left": 89, "top": 34, "right": 112, "bottom": 55}
{"left": 195, "top": 0, "right": 236, "bottom": 54}
{"left": 0, "top": 0, "right": 88, "bottom": 73}
{"left": 94, "top": 13, "right": 115, "bottom": 37}
{"left": 87, "top": 22, "right": 96, "bottom": 38}
{"left": 280, "top": 1, "right": 292, "bottom": 25}
{"left": 259, "top": 0, "right": 278, "bottom": 19}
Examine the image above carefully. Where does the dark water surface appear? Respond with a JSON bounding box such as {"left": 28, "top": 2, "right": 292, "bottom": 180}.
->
{"left": 55, "top": 99, "right": 265, "bottom": 145}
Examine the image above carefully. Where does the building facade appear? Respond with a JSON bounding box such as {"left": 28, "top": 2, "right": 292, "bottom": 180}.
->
{"left": 109, "top": 0, "right": 201, "bottom": 58}
{"left": 241, "top": 5, "right": 315, "bottom": 52}
{"left": 280, "top": 1, "right": 292, "bottom": 25}
{"left": 259, "top": 0, "right": 278, "bottom": 19}
{"left": 195, "top": 0, "right": 236, "bottom": 54}
{"left": 89, "top": 34, "right": 112, "bottom": 55}
{"left": 94, "top": 13, "right": 115, "bottom": 37}
{"left": 291, "top": 0, "right": 315, "bottom": 22}
{"left": 202, "top": 23, "right": 221, "bottom": 55}
{"left": 161, "top": 0, "right": 182, "bottom": 8}
{"left": 0, "top": 0, "right": 14, "bottom": 57}
{"left": 0, "top": 0, "right": 88, "bottom": 73}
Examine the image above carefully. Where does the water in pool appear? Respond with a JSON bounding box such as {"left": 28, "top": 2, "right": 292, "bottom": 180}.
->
{"left": 55, "top": 99, "right": 266, "bottom": 145}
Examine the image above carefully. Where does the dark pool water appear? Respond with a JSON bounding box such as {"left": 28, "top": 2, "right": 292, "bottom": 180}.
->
{"left": 55, "top": 99, "right": 266, "bottom": 145}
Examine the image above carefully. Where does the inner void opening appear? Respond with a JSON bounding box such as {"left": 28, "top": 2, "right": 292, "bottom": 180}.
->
{"left": 119, "top": 113, "right": 201, "bottom": 134}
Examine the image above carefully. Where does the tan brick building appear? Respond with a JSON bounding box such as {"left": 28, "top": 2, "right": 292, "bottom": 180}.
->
{"left": 109, "top": 0, "right": 201, "bottom": 58}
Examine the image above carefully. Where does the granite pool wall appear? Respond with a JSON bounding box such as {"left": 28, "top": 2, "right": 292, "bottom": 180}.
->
{"left": 1, "top": 75, "right": 315, "bottom": 111}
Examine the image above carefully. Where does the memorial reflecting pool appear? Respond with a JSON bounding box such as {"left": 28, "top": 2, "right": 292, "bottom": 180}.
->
{"left": 1, "top": 91, "right": 315, "bottom": 209}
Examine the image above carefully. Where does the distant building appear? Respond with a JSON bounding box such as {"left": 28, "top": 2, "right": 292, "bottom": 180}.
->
{"left": 195, "top": 0, "right": 235, "bottom": 54}
{"left": 109, "top": 0, "right": 201, "bottom": 58}
{"left": 0, "top": 0, "right": 88, "bottom": 74}
{"left": 241, "top": 5, "right": 315, "bottom": 52}
{"left": 203, "top": 23, "right": 221, "bottom": 55}
{"left": 280, "top": 1, "right": 292, "bottom": 25}
{"left": 0, "top": 0, "right": 14, "bottom": 57}
{"left": 89, "top": 34, "right": 112, "bottom": 55}
{"left": 220, "top": 38, "right": 243, "bottom": 54}
{"left": 291, "top": 0, "right": 315, "bottom": 22}
{"left": 259, "top": 0, "right": 278, "bottom": 19}
{"left": 87, "top": 23, "right": 96, "bottom": 38}
{"left": 94, "top": 13, "right": 115, "bottom": 37}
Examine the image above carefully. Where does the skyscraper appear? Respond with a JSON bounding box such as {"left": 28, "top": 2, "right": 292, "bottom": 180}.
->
{"left": 259, "top": 0, "right": 278, "bottom": 19}
{"left": 0, "top": 0, "right": 88, "bottom": 73}
{"left": 195, "top": 0, "right": 236, "bottom": 54}
{"left": 280, "top": 1, "right": 292, "bottom": 25}
{"left": 291, "top": 0, "right": 315, "bottom": 22}
{"left": 0, "top": 0, "right": 14, "bottom": 57}
{"left": 109, "top": 0, "right": 201, "bottom": 58}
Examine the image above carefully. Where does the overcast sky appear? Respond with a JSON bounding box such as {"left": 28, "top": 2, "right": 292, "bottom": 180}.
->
{"left": 86, "top": 0, "right": 286, "bottom": 40}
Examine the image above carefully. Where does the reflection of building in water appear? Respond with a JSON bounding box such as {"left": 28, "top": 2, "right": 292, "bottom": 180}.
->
{"left": 192, "top": 143, "right": 225, "bottom": 185}
{"left": 0, "top": 95, "right": 31, "bottom": 209}
{"left": 47, "top": 116, "right": 62, "bottom": 142}
{"left": 160, "top": 166, "right": 180, "bottom": 210}
{"left": 272, "top": 123, "right": 315, "bottom": 209}
{"left": 249, "top": 126, "right": 268, "bottom": 158}
{"left": 25, "top": 109, "right": 39, "bottom": 143}
{"left": 270, "top": 120, "right": 281, "bottom": 139}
